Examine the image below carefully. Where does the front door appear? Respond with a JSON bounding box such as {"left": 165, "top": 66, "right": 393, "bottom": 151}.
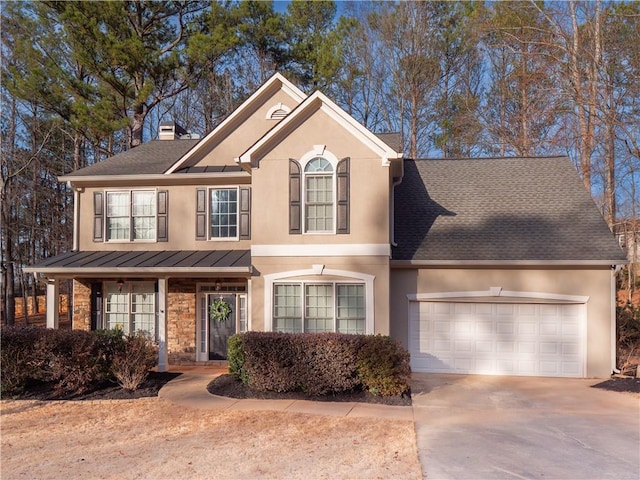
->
{"left": 208, "top": 293, "right": 237, "bottom": 360}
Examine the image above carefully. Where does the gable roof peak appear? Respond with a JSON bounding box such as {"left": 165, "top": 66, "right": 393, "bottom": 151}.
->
{"left": 238, "top": 89, "right": 403, "bottom": 168}
{"left": 164, "top": 72, "right": 307, "bottom": 174}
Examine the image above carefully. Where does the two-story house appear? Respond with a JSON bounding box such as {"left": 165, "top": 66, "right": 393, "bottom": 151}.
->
{"left": 27, "top": 73, "right": 627, "bottom": 378}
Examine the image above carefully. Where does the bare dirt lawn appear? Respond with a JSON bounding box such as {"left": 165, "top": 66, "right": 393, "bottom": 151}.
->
{"left": 0, "top": 397, "right": 421, "bottom": 479}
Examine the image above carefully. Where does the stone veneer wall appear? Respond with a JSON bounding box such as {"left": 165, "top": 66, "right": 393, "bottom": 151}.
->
{"left": 72, "top": 279, "right": 92, "bottom": 331}
{"left": 167, "top": 278, "right": 199, "bottom": 365}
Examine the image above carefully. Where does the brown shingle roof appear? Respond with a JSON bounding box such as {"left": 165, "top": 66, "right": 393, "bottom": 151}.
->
{"left": 393, "top": 156, "right": 627, "bottom": 263}
{"left": 65, "top": 140, "right": 200, "bottom": 176}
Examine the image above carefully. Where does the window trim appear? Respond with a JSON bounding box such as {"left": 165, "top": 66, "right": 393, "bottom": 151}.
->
{"left": 208, "top": 186, "right": 240, "bottom": 241}
{"left": 103, "top": 281, "right": 157, "bottom": 339}
{"left": 264, "top": 267, "right": 375, "bottom": 334}
{"left": 273, "top": 280, "right": 366, "bottom": 334}
{"left": 104, "top": 189, "right": 158, "bottom": 243}
{"left": 300, "top": 148, "right": 339, "bottom": 234}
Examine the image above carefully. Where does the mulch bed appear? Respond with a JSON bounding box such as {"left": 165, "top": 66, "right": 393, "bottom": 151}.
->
{"left": 591, "top": 376, "right": 640, "bottom": 394}
{"left": 5, "top": 372, "right": 182, "bottom": 401}
{"left": 207, "top": 374, "right": 412, "bottom": 406}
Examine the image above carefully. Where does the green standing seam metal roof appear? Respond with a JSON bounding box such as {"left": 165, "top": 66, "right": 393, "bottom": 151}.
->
{"left": 393, "top": 156, "right": 627, "bottom": 263}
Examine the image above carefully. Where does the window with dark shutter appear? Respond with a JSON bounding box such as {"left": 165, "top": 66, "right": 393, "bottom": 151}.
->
{"left": 289, "top": 159, "right": 302, "bottom": 234}
{"left": 157, "top": 190, "right": 168, "bottom": 242}
{"left": 195, "top": 188, "right": 207, "bottom": 240}
{"left": 93, "top": 191, "right": 104, "bottom": 242}
{"left": 336, "top": 157, "right": 350, "bottom": 234}
{"left": 239, "top": 187, "right": 251, "bottom": 239}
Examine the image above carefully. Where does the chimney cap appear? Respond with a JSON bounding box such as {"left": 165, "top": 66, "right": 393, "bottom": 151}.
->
{"left": 159, "top": 121, "right": 188, "bottom": 140}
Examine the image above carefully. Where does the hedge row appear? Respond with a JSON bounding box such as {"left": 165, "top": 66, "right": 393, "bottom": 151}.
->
{"left": 228, "top": 332, "right": 411, "bottom": 396}
{"left": 0, "top": 326, "right": 157, "bottom": 397}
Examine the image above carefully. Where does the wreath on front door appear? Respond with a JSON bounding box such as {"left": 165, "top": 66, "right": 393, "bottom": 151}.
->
{"left": 210, "top": 298, "right": 232, "bottom": 322}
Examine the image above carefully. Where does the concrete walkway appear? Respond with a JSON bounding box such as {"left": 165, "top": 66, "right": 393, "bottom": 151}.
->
{"left": 158, "top": 371, "right": 414, "bottom": 421}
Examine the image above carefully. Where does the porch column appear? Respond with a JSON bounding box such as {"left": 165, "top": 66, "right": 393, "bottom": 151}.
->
{"left": 157, "top": 277, "right": 168, "bottom": 372}
{"left": 46, "top": 278, "right": 59, "bottom": 329}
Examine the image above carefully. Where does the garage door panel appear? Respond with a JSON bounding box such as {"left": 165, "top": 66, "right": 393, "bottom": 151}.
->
{"left": 410, "top": 301, "right": 585, "bottom": 377}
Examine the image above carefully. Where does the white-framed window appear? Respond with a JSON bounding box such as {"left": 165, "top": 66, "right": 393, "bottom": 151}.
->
{"left": 273, "top": 282, "right": 365, "bottom": 334}
{"left": 210, "top": 188, "right": 238, "bottom": 239}
{"left": 304, "top": 158, "right": 334, "bottom": 233}
{"left": 106, "top": 190, "right": 156, "bottom": 241}
{"left": 104, "top": 281, "right": 156, "bottom": 338}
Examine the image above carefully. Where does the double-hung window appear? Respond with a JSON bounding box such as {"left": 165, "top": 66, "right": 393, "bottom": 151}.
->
{"left": 210, "top": 188, "right": 238, "bottom": 239}
{"left": 273, "top": 282, "right": 365, "bottom": 334}
{"left": 104, "top": 282, "right": 156, "bottom": 338}
{"left": 304, "top": 158, "right": 334, "bottom": 232}
{"left": 106, "top": 190, "right": 156, "bottom": 241}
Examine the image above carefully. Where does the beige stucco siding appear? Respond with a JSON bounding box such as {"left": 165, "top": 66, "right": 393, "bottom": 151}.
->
{"left": 250, "top": 109, "right": 391, "bottom": 245}
{"left": 78, "top": 184, "right": 251, "bottom": 251}
{"left": 251, "top": 255, "right": 390, "bottom": 335}
{"left": 390, "top": 266, "right": 615, "bottom": 377}
{"left": 196, "top": 90, "right": 300, "bottom": 168}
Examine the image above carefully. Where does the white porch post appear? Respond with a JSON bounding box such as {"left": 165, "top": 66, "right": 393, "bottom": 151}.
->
{"left": 46, "top": 278, "right": 59, "bottom": 329}
{"left": 157, "top": 277, "right": 168, "bottom": 372}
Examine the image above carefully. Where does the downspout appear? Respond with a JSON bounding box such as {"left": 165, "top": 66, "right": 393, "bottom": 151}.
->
{"left": 70, "top": 182, "right": 80, "bottom": 252}
{"left": 612, "top": 264, "right": 622, "bottom": 374}
{"left": 390, "top": 160, "right": 405, "bottom": 248}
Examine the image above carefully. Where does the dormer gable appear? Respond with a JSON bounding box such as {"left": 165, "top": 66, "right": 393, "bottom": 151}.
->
{"left": 165, "top": 73, "right": 306, "bottom": 174}
{"left": 237, "top": 90, "right": 403, "bottom": 169}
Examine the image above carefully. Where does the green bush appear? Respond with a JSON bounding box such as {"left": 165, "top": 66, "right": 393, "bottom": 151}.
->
{"left": 111, "top": 332, "right": 157, "bottom": 391}
{"left": 227, "top": 334, "right": 248, "bottom": 383}
{"left": 356, "top": 335, "right": 411, "bottom": 396}
{"left": 228, "top": 332, "right": 411, "bottom": 397}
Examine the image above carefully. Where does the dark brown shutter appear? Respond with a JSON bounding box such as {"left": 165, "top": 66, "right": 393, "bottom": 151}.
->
{"left": 157, "top": 190, "right": 168, "bottom": 242}
{"left": 93, "top": 191, "right": 104, "bottom": 242}
{"left": 239, "top": 187, "right": 251, "bottom": 239}
{"left": 336, "top": 157, "right": 350, "bottom": 234}
{"left": 289, "top": 159, "right": 302, "bottom": 234}
{"left": 195, "top": 188, "right": 207, "bottom": 240}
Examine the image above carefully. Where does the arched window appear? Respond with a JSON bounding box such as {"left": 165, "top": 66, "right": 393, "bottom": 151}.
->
{"left": 304, "top": 157, "right": 334, "bottom": 232}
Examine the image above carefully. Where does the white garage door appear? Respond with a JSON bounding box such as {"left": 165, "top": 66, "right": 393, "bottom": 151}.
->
{"left": 409, "top": 301, "right": 585, "bottom": 377}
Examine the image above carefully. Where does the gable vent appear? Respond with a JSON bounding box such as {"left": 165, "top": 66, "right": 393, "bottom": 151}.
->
{"left": 266, "top": 102, "right": 291, "bottom": 120}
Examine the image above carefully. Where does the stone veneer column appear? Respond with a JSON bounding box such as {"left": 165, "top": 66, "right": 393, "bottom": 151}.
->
{"left": 166, "top": 279, "right": 198, "bottom": 364}
{"left": 72, "top": 279, "right": 92, "bottom": 331}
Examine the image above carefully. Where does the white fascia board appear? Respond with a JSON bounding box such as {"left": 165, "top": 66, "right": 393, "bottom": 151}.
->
{"left": 165, "top": 73, "right": 307, "bottom": 175}
{"left": 316, "top": 92, "right": 403, "bottom": 165}
{"left": 390, "top": 259, "right": 627, "bottom": 267}
{"left": 252, "top": 243, "right": 390, "bottom": 257}
{"left": 59, "top": 172, "right": 251, "bottom": 184}
{"left": 239, "top": 91, "right": 403, "bottom": 167}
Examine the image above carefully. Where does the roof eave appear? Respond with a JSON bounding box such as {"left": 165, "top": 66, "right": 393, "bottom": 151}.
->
{"left": 390, "top": 259, "right": 628, "bottom": 267}
{"left": 59, "top": 171, "right": 251, "bottom": 184}
{"left": 24, "top": 266, "right": 253, "bottom": 276}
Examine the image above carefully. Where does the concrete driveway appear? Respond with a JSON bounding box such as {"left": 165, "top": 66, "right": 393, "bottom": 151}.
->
{"left": 411, "top": 374, "right": 640, "bottom": 480}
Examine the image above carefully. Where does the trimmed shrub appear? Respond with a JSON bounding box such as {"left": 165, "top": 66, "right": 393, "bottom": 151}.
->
{"left": 0, "top": 326, "right": 158, "bottom": 397}
{"left": 0, "top": 325, "right": 44, "bottom": 395}
{"left": 356, "top": 335, "right": 411, "bottom": 396}
{"left": 111, "top": 332, "right": 158, "bottom": 391}
{"left": 228, "top": 332, "right": 411, "bottom": 397}
{"left": 227, "top": 334, "right": 247, "bottom": 383}
{"left": 34, "top": 328, "right": 126, "bottom": 395}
